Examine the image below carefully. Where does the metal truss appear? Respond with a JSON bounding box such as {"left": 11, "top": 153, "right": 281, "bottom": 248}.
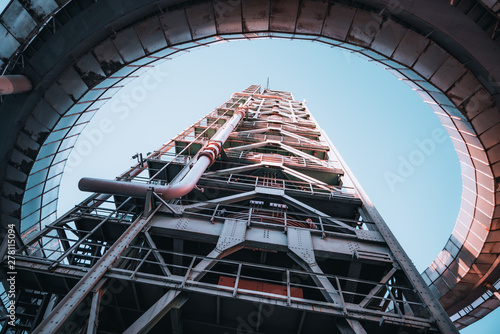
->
{"left": 1, "top": 85, "right": 457, "bottom": 334}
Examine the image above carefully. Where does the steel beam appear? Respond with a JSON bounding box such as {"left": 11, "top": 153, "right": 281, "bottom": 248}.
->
{"left": 336, "top": 318, "right": 368, "bottom": 334}
{"left": 143, "top": 231, "right": 171, "bottom": 277}
{"left": 279, "top": 143, "right": 332, "bottom": 168}
{"left": 187, "top": 218, "right": 247, "bottom": 281}
{"left": 296, "top": 311, "right": 306, "bottom": 334}
{"left": 123, "top": 218, "right": 247, "bottom": 333}
{"left": 282, "top": 195, "right": 356, "bottom": 232}
{"left": 123, "top": 290, "right": 187, "bottom": 334}
{"left": 48, "top": 197, "right": 133, "bottom": 270}
{"left": 225, "top": 141, "right": 268, "bottom": 152}
{"left": 359, "top": 267, "right": 397, "bottom": 308}
{"left": 12, "top": 258, "right": 433, "bottom": 329}
{"left": 203, "top": 162, "right": 266, "bottom": 176}
{"left": 183, "top": 191, "right": 258, "bottom": 211}
{"left": 323, "top": 133, "right": 459, "bottom": 334}
{"left": 86, "top": 280, "right": 105, "bottom": 334}
{"left": 32, "top": 205, "right": 162, "bottom": 333}
{"left": 287, "top": 227, "right": 368, "bottom": 333}
{"left": 149, "top": 215, "right": 391, "bottom": 262}
{"left": 170, "top": 308, "right": 183, "bottom": 334}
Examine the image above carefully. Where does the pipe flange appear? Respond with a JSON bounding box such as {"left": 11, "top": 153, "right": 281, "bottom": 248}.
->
{"left": 199, "top": 141, "right": 222, "bottom": 165}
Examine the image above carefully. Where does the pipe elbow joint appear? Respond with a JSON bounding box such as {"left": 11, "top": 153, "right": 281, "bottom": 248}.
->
{"left": 198, "top": 141, "right": 222, "bottom": 166}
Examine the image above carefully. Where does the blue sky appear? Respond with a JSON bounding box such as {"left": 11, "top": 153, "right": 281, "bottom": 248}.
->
{"left": 57, "top": 38, "right": 497, "bottom": 332}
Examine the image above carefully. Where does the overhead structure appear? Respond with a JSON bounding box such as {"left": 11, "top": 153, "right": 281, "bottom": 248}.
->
{"left": 1, "top": 85, "right": 460, "bottom": 333}
{"left": 0, "top": 0, "right": 499, "bottom": 330}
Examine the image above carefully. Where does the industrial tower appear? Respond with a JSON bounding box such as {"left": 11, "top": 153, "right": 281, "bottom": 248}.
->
{"left": 1, "top": 85, "right": 459, "bottom": 333}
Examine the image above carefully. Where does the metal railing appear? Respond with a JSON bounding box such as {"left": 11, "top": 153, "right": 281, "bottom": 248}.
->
{"left": 108, "top": 248, "right": 432, "bottom": 328}
{"left": 225, "top": 150, "right": 337, "bottom": 169}
{"left": 198, "top": 172, "right": 349, "bottom": 196}
{"left": 182, "top": 200, "right": 372, "bottom": 236}
{"left": 12, "top": 243, "right": 433, "bottom": 329}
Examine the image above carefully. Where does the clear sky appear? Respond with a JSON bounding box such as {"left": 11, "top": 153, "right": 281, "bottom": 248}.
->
{"left": 57, "top": 38, "right": 497, "bottom": 332}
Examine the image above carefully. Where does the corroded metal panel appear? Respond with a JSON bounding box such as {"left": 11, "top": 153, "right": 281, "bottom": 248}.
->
{"left": 74, "top": 52, "right": 106, "bottom": 88}
{"left": 185, "top": 3, "right": 217, "bottom": 39}
{"left": 412, "top": 42, "right": 449, "bottom": 79}
{"left": 135, "top": 16, "right": 168, "bottom": 54}
{"left": 241, "top": 0, "right": 269, "bottom": 32}
{"left": 347, "top": 10, "right": 382, "bottom": 47}
{"left": 430, "top": 57, "right": 467, "bottom": 92}
{"left": 213, "top": 0, "right": 243, "bottom": 34}
{"left": 23, "top": 116, "right": 50, "bottom": 145}
{"left": 295, "top": 0, "right": 327, "bottom": 35}
{"left": 4, "top": 165, "right": 27, "bottom": 186}
{"left": 56, "top": 66, "right": 88, "bottom": 101}
{"left": 93, "top": 39, "right": 125, "bottom": 76}
{"left": 392, "top": 30, "right": 429, "bottom": 67}
{"left": 15, "top": 132, "right": 40, "bottom": 161}
{"left": 21, "top": 0, "right": 58, "bottom": 18}
{"left": 471, "top": 107, "right": 500, "bottom": 134}
{"left": 463, "top": 88, "right": 495, "bottom": 119}
{"left": 0, "top": 24, "right": 20, "bottom": 59}
{"left": 0, "top": 1, "right": 36, "bottom": 40}
{"left": 43, "top": 83, "right": 74, "bottom": 114}
{"left": 370, "top": 20, "right": 407, "bottom": 57}
{"left": 446, "top": 72, "right": 481, "bottom": 107}
{"left": 488, "top": 143, "right": 500, "bottom": 164}
{"left": 160, "top": 10, "right": 192, "bottom": 45}
{"left": 479, "top": 123, "right": 500, "bottom": 150}
{"left": 269, "top": 0, "right": 299, "bottom": 32}
{"left": 112, "top": 27, "right": 146, "bottom": 63}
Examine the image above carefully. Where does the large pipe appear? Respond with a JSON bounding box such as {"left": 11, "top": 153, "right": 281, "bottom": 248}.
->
{"left": 0, "top": 75, "right": 32, "bottom": 95}
{"left": 79, "top": 103, "right": 249, "bottom": 200}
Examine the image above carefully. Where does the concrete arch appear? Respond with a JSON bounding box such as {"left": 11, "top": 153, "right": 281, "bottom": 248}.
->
{"left": 0, "top": 0, "right": 499, "bottom": 329}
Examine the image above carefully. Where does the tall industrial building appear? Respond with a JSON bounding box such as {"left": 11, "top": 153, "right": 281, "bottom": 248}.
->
{"left": 0, "top": 85, "right": 459, "bottom": 333}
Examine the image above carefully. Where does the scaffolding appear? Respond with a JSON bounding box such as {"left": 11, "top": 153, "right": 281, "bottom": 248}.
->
{"left": 0, "top": 85, "right": 458, "bottom": 334}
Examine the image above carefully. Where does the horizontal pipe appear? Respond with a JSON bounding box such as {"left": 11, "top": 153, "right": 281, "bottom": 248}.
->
{"left": 0, "top": 75, "right": 32, "bottom": 95}
{"left": 79, "top": 157, "right": 210, "bottom": 200}
{"left": 79, "top": 101, "right": 249, "bottom": 200}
